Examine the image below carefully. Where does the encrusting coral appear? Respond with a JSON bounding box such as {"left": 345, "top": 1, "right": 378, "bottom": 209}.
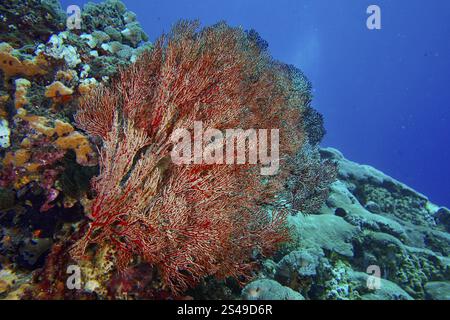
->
{"left": 0, "top": 43, "right": 48, "bottom": 81}
{"left": 14, "top": 79, "right": 31, "bottom": 109}
{"left": 45, "top": 81, "right": 74, "bottom": 99}
{"left": 0, "top": 0, "right": 159, "bottom": 299}
{"left": 54, "top": 131, "right": 95, "bottom": 166}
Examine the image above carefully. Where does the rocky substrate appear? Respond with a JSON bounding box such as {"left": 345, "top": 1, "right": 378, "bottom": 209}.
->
{"left": 242, "top": 148, "right": 450, "bottom": 300}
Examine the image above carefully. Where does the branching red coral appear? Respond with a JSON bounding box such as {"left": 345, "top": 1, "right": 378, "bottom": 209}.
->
{"left": 73, "top": 21, "right": 304, "bottom": 294}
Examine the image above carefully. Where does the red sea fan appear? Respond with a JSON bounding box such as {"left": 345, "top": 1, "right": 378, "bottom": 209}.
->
{"left": 73, "top": 21, "right": 303, "bottom": 294}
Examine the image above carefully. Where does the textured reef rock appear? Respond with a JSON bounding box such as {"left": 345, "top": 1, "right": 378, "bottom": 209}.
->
{"left": 242, "top": 279, "right": 305, "bottom": 300}
{"left": 0, "top": 0, "right": 66, "bottom": 47}
{"left": 0, "top": 0, "right": 151, "bottom": 296}
{"left": 243, "top": 148, "right": 450, "bottom": 300}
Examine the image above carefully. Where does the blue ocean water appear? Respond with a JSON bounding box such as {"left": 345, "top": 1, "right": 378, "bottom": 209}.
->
{"left": 62, "top": 0, "right": 450, "bottom": 207}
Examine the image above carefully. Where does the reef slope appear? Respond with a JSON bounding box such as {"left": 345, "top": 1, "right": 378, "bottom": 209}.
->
{"left": 243, "top": 148, "right": 450, "bottom": 300}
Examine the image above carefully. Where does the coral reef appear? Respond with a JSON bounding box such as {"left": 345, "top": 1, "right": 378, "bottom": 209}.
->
{"left": 1, "top": 0, "right": 447, "bottom": 301}
{"left": 0, "top": 43, "right": 48, "bottom": 80}
{"left": 0, "top": 0, "right": 65, "bottom": 47}
{"left": 0, "top": 0, "right": 152, "bottom": 299}
{"left": 1, "top": 0, "right": 320, "bottom": 298}
{"left": 242, "top": 279, "right": 304, "bottom": 300}
{"left": 242, "top": 148, "right": 449, "bottom": 300}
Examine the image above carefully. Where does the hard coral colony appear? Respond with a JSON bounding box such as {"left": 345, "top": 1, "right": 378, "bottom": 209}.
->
{"left": 0, "top": 0, "right": 334, "bottom": 300}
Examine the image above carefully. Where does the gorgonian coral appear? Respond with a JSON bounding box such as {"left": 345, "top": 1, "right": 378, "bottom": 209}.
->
{"left": 302, "top": 105, "right": 326, "bottom": 146}
{"left": 72, "top": 21, "right": 306, "bottom": 294}
{"left": 286, "top": 143, "right": 337, "bottom": 214}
